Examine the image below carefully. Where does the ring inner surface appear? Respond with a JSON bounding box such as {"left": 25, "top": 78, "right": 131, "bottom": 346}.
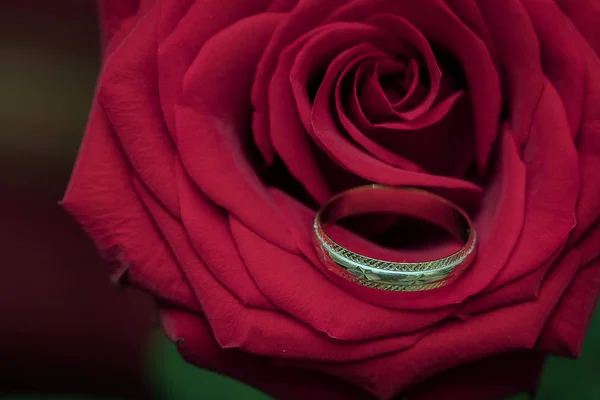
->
{"left": 319, "top": 187, "right": 470, "bottom": 263}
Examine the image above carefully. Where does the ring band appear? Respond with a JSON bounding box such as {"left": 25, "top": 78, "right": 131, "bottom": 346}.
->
{"left": 313, "top": 185, "right": 476, "bottom": 292}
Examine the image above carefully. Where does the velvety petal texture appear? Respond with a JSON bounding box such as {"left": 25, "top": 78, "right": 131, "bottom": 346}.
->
{"left": 64, "top": 0, "right": 600, "bottom": 399}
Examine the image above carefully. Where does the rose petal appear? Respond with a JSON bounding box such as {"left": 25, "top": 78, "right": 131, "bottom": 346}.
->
{"left": 353, "top": 86, "right": 466, "bottom": 131}
{"left": 161, "top": 308, "right": 545, "bottom": 400}
{"left": 342, "top": 58, "right": 473, "bottom": 178}
{"left": 266, "top": 0, "right": 299, "bottom": 13}
{"left": 359, "top": 61, "right": 412, "bottom": 121}
{"left": 157, "top": 0, "right": 272, "bottom": 141}
{"left": 268, "top": 24, "right": 338, "bottom": 203}
{"left": 230, "top": 212, "right": 450, "bottom": 341}
{"left": 159, "top": 308, "right": 374, "bottom": 400}
{"left": 357, "top": 63, "right": 463, "bottom": 127}
{"left": 326, "top": 0, "right": 501, "bottom": 173}
{"left": 537, "top": 257, "right": 600, "bottom": 357}
{"left": 577, "top": 222, "right": 600, "bottom": 267}
{"left": 484, "top": 80, "right": 578, "bottom": 288}
{"left": 156, "top": 0, "right": 202, "bottom": 140}
{"left": 62, "top": 103, "right": 198, "bottom": 311}
{"left": 476, "top": 0, "right": 544, "bottom": 148}
{"left": 405, "top": 351, "right": 545, "bottom": 400}
{"left": 347, "top": 60, "right": 459, "bottom": 132}
{"left": 554, "top": 0, "right": 600, "bottom": 57}
{"left": 176, "top": 161, "right": 275, "bottom": 310}
{"left": 464, "top": 216, "right": 597, "bottom": 319}
{"left": 442, "top": 0, "right": 499, "bottom": 65}
{"left": 290, "top": 23, "right": 398, "bottom": 136}
{"left": 349, "top": 89, "right": 472, "bottom": 177}
{"left": 523, "top": 0, "right": 585, "bottom": 139}
{"left": 252, "top": 0, "right": 351, "bottom": 163}
{"left": 371, "top": 59, "right": 410, "bottom": 105}
{"left": 99, "top": 5, "right": 180, "bottom": 216}
{"left": 176, "top": 13, "right": 297, "bottom": 253}
{"left": 330, "top": 45, "right": 427, "bottom": 171}
{"left": 456, "top": 76, "right": 580, "bottom": 314}
{"left": 98, "top": 0, "right": 143, "bottom": 53}
{"left": 301, "top": 26, "right": 482, "bottom": 201}
{"left": 313, "top": 93, "right": 482, "bottom": 202}
{"left": 358, "top": 14, "right": 441, "bottom": 121}
{"left": 289, "top": 15, "right": 473, "bottom": 179}
{"left": 279, "top": 249, "right": 581, "bottom": 399}
{"left": 565, "top": 33, "right": 600, "bottom": 245}
{"left": 390, "top": 59, "right": 428, "bottom": 110}
{"left": 457, "top": 247, "right": 563, "bottom": 317}
{"left": 136, "top": 181, "right": 432, "bottom": 362}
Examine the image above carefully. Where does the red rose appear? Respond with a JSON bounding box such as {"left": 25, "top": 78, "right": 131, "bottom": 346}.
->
{"left": 63, "top": 0, "right": 600, "bottom": 399}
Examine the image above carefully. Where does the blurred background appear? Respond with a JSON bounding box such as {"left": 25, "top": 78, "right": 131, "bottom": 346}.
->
{"left": 0, "top": 2, "right": 155, "bottom": 399}
{"left": 0, "top": 2, "right": 598, "bottom": 400}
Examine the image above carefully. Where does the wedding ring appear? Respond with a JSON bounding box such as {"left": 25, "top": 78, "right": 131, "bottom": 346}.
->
{"left": 313, "top": 185, "right": 476, "bottom": 292}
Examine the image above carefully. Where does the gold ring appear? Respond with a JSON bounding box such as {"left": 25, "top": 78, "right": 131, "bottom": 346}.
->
{"left": 313, "top": 185, "right": 476, "bottom": 292}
